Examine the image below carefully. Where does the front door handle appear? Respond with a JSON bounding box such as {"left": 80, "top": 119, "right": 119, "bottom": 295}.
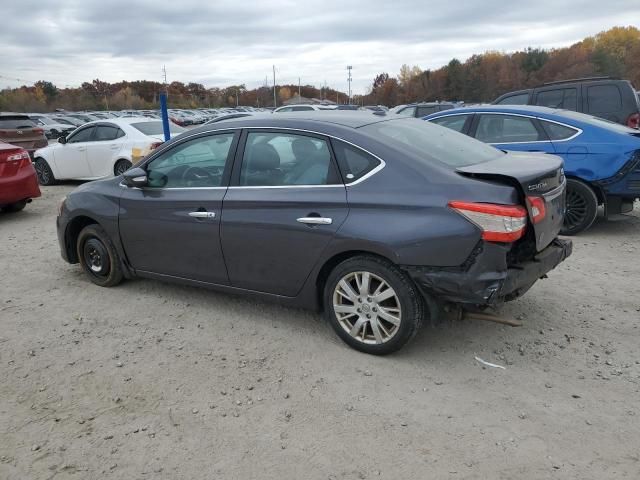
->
{"left": 297, "top": 217, "right": 332, "bottom": 225}
{"left": 189, "top": 211, "right": 216, "bottom": 219}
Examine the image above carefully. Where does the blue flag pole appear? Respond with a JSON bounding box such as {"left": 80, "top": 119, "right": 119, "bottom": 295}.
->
{"left": 160, "top": 91, "right": 170, "bottom": 142}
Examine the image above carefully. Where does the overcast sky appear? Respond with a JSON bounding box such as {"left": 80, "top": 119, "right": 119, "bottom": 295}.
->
{"left": 1, "top": 0, "right": 638, "bottom": 94}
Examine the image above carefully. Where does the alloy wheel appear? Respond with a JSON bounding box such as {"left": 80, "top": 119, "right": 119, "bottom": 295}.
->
{"left": 565, "top": 188, "right": 588, "bottom": 230}
{"left": 114, "top": 161, "right": 131, "bottom": 176}
{"left": 34, "top": 160, "right": 50, "bottom": 184}
{"left": 332, "top": 271, "right": 402, "bottom": 345}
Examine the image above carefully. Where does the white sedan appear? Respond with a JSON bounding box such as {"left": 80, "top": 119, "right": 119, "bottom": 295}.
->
{"left": 32, "top": 118, "right": 185, "bottom": 185}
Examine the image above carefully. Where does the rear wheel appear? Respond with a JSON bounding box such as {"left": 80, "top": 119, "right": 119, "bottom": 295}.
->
{"left": 1, "top": 200, "right": 27, "bottom": 213}
{"left": 34, "top": 158, "right": 56, "bottom": 186}
{"left": 323, "top": 256, "right": 423, "bottom": 355}
{"left": 561, "top": 179, "right": 598, "bottom": 235}
{"left": 76, "top": 225, "right": 123, "bottom": 287}
{"left": 114, "top": 160, "right": 132, "bottom": 176}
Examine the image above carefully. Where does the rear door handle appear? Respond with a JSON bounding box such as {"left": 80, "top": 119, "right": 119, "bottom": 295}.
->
{"left": 189, "top": 211, "right": 216, "bottom": 219}
{"left": 297, "top": 217, "right": 332, "bottom": 225}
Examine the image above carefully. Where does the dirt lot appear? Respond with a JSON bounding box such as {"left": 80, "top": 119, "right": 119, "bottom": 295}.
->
{"left": 1, "top": 184, "right": 639, "bottom": 480}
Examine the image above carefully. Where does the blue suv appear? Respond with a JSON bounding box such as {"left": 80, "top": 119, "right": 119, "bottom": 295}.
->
{"left": 425, "top": 105, "right": 640, "bottom": 234}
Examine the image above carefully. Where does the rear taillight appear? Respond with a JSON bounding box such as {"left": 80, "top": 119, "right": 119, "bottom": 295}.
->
{"left": 627, "top": 113, "right": 640, "bottom": 129}
{"left": 150, "top": 142, "right": 163, "bottom": 150}
{"left": 0, "top": 149, "right": 30, "bottom": 164}
{"left": 526, "top": 196, "right": 546, "bottom": 224}
{"left": 448, "top": 201, "right": 527, "bottom": 242}
{"left": 33, "top": 128, "right": 45, "bottom": 135}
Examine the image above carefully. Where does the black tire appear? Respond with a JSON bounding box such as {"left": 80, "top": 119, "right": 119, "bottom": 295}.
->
{"left": 1, "top": 200, "right": 27, "bottom": 213}
{"left": 323, "top": 255, "right": 424, "bottom": 355}
{"left": 76, "top": 224, "right": 124, "bottom": 287}
{"left": 34, "top": 158, "right": 56, "bottom": 186}
{"left": 561, "top": 178, "right": 598, "bottom": 235}
{"left": 114, "top": 160, "right": 132, "bottom": 177}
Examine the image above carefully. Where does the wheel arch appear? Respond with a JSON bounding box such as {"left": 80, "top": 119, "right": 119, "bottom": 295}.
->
{"left": 314, "top": 250, "right": 396, "bottom": 312}
{"left": 64, "top": 215, "right": 101, "bottom": 263}
{"left": 565, "top": 174, "right": 605, "bottom": 205}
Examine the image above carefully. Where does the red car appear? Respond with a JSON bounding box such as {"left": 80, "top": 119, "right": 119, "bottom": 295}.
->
{"left": 0, "top": 142, "right": 41, "bottom": 212}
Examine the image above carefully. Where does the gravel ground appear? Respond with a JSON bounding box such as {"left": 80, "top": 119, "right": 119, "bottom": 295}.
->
{"left": 1, "top": 184, "right": 639, "bottom": 480}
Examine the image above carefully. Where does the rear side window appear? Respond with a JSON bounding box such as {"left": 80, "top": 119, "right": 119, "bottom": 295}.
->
{"left": 0, "top": 116, "right": 36, "bottom": 129}
{"left": 332, "top": 140, "right": 381, "bottom": 183}
{"left": 535, "top": 88, "right": 577, "bottom": 111}
{"left": 587, "top": 85, "right": 622, "bottom": 113}
{"left": 429, "top": 114, "right": 469, "bottom": 133}
{"left": 398, "top": 106, "right": 416, "bottom": 116}
{"left": 291, "top": 106, "right": 314, "bottom": 111}
{"left": 131, "top": 121, "right": 185, "bottom": 135}
{"left": 94, "top": 126, "right": 124, "bottom": 141}
{"left": 495, "top": 93, "right": 529, "bottom": 105}
{"left": 475, "top": 114, "right": 543, "bottom": 143}
{"left": 240, "top": 132, "right": 339, "bottom": 186}
{"left": 540, "top": 121, "right": 579, "bottom": 140}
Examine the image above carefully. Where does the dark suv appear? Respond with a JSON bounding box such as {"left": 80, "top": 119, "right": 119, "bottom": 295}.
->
{"left": 493, "top": 77, "right": 640, "bottom": 128}
{"left": 393, "top": 102, "right": 457, "bottom": 118}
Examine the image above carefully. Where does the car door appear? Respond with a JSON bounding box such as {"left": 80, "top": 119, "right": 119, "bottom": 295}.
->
{"left": 470, "top": 113, "right": 555, "bottom": 154}
{"left": 118, "top": 131, "right": 239, "bottom": 284}
{"left": 54, "top": 126, "right": 95, "bottom": 179}
{"left": 85, "top": 124, "right": 127, "bottom": 177}
{"left": 221, "top": 130, "right": 348, "bottom": 296}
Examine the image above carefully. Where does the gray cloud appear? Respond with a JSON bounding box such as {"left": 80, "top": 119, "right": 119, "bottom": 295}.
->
{"left": 1, "top": 0, "right": 638, "bottom": 93}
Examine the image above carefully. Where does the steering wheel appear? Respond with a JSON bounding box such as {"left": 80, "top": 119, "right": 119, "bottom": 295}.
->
{"left": 181, "top": 166, "right": 215, "bottom": 186}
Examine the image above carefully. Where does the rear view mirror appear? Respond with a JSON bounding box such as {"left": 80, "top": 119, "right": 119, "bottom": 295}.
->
{"left": 122, "top": 167, "right": 148, "bottom": 187}
{"left": 58, "top": 136, "right": 67, "bottom": 144}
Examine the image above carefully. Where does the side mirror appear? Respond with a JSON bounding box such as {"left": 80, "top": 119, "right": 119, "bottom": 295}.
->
{"left": 122, "top": 167, "right": 148, "bottom": 187}
{"left": 58, "top": 136, "right": 67, "bottom": 144}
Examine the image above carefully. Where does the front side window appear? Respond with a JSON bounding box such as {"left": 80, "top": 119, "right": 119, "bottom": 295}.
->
{"left": 496, "top": 93, "right": 529, "bottom": 105}
{"left": 67, "top": 127, "right": 95, "bottom": 143}
{"left": 475, "top": 114, "right": 543, "bottom": 143}
{"left": 239, "top": 132, "right": 339, "bottom": 186}
{"left": 291, "top": 106, "right": 314, "bottom": 111}
{"left": 145, "top": 133, "right": 235, "bottom": 188}
{"left": 429, "top": 114, "right": 469, "bottom": 133}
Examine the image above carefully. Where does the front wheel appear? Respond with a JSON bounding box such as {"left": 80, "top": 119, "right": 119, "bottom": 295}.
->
{"left": 561, "top": 179, "right": 598, "bottom": 235}
{"left": 76, "top": 225, "right": 124, "bottom": 287}
{"left": 323, "top": 256, "right": 424, "bottom": 355}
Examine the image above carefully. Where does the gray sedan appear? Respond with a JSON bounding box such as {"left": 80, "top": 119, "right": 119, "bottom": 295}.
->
{"left": 56, "top": 113, "right": 572, "bottom": 354}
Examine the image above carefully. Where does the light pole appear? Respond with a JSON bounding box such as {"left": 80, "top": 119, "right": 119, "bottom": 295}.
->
{"left": 347, "top": 65, "right": 352, "bottom": 104}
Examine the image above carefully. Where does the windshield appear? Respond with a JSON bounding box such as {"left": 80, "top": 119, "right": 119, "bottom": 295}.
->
{"left": 558, "top": 109, "right": 639, "bottom": 134}
{"left": 361, "top": 118, "right": 502, "bottom": 167}
{"left": 131, "top": 121, "right": 186, "bottom": 136}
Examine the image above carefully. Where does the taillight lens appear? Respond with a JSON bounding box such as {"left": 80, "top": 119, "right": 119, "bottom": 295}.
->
{"left": 526, "top": 196, "right": 546, "bottom": 224}
{"left": 33, "top": 128, "right": 45, "bottom": 135}
{"left": 150, "top": 142, "right": 163, "bottom": 150}
{"left": 627, "top": 113, "right": 640, "bottom": 129}
{"left": 0, "top": 149, "right": 30, "bottom": 164}
{"left": 449, "top": 201, "right": 527, "bottom": 242}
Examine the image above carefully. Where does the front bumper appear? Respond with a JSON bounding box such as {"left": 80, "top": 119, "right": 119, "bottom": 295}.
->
{"left": 405, "top": 238, "right": 572, "bottom": 306}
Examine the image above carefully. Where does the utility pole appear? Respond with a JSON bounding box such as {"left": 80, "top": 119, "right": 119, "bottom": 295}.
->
{"left": 273, "top": 65, "right": 277, "bottom": 108}
{"left": 347, "top": 65, "right": 352, "bottom": 104}
{"left": 298, "top": 77, "right": 301, "bottom": 98}
{"left": 236, "top": 89, "right": 239, "bottom": 107}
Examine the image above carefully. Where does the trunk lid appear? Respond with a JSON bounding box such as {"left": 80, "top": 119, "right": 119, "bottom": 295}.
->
{"left": 457, "top": 152, "right": 566, "bottom": 251}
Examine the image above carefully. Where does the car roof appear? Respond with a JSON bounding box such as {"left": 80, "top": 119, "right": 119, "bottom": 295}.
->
{"left": 190, "top": 111, "right": 392, "bottom": 134}
{"left": 81, "top": 117, "right": 161, "bottom": 127}
{"left": 426, "top": 104, "right": 568, "bottom": 117}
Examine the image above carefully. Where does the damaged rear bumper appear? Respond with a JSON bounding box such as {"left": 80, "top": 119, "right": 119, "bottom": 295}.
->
{"left": 404, "top": 238, "right": 572, "bottom": 306}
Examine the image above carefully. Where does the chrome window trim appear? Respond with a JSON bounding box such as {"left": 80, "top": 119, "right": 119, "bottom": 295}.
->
{"left": 429, "top": 111, "right": 583, "bottom": 143}
{"left": 119, "top": 126, "right": 386, "bottom": 191}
